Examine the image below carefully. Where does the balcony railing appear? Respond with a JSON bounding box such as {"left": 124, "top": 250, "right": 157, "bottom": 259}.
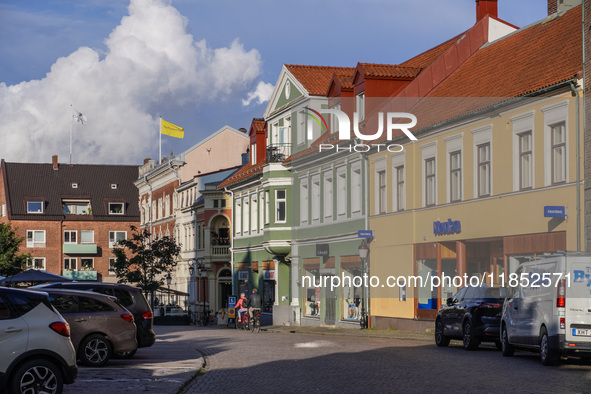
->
{"left": 211, "top": 245, "right": 230, "bottom": 256}
{"left": 266, "top": 143, "right": 291, "bottom": 163}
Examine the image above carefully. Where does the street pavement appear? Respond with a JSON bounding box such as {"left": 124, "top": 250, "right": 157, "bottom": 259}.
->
{"left": 65, "top": 324, "right": 591, "bottom": 393}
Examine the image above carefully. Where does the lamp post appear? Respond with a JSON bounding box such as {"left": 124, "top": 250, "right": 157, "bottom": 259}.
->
{"left": 190, "top": 258, "right": 206, "bottom": 324}
{"left": 358, "top": 240, "right": 369, "bottom": 329}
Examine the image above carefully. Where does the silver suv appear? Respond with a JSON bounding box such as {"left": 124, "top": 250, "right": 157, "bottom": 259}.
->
{"left": 0, "top": 287, "right": 77, "bottom": 394}
{"left": 42, "top": 288, "right": 138, "bottom": 367}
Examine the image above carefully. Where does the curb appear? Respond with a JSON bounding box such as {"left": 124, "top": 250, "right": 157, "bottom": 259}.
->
{"left": 266, "top": 326, "right": 434, "bottom": 342}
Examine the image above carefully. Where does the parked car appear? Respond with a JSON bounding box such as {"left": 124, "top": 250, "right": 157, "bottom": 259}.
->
{"left": 435, "top": 285, "right": 505, "bottom": 350}
{"left": 40, "top": 288, "right": 137, "bottom": 366}
{"left": 501, "top": 254, "right": 591, "bottom": 365}
{"left": 38, "top": 282, "right": 155, "bottom": 358}
{"left": 0, "top": 287, "right": 77, "bottom": 393}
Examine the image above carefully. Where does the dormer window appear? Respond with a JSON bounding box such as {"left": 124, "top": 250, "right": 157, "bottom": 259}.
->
{"left": 62, "top": 200, "right": 91, "bottom": 215}
{"left": 356, "top": 93, "right": 365, "bottom": 123}
{"left": 27, "top": 201, "right": 44, "bottom": 214}
{"left": 109, "top": 202, "right": 124, "bottom": 215}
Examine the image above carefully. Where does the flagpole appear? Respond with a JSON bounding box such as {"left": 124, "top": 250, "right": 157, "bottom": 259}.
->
{"left": 159, "top": 116, "right": 162, "bottom": 165}
{"left": 69, "top": 106, "right": 73, "bottom": 165}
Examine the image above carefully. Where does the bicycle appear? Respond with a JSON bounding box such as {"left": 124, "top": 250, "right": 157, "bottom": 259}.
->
{"left": 249, "top": 308, "right": 261, "bottom": 333}
{"left": 236, "top": 311, "right": 249, "bottom": 330}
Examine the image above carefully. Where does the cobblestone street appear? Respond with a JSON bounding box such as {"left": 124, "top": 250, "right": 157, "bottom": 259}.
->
{"left": 66, "top": 324, "right": 591, "bottom": 393}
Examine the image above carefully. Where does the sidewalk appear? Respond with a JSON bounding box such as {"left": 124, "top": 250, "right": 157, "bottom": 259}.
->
{"left": 265, "top": 324, "right": 434, "bottom": 342}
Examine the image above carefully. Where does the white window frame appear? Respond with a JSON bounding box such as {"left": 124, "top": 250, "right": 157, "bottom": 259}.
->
{"left": 336, "top": 165, "right": 347, "bottom": 218}
{"left": 331, "top": 103, "right": 341, "bottom": 134}
{"left": 373, "top": 157, "right": 387, "bottom": 215}
{"left": 109, "top": 231, "right": 127, "bottom": 248}
{"left": 243, "top": 196, "right": 250, "bottom": 235}
{"left": 109, "top": 202, "right": 125, "bottom": 215}
{"left": 26, "top": 230, "right": 46, "bottom": 248}
{"left": 511, "top": 111, "right": 535, "bottom": 192}
{"left": 235, "top": 199, "right": 242, "bottom": 236}
{"left": 311, "top": 174, "right": 320, "bottom": 223}
{"left": 27, "top": 257, "right": 46, "bottom": 270}
{"left": 251, "top": 193, "right": 258, "bottom": 233}
{"left": 392, "top": 152, "right": 405, "bottom": 212}
{"left": 275, "top": 189, "right": 287, "bottom": 224}
{"left": 542, "top": 101, "right": 569, "bottom": 186}
{"left": 300, "top": 177, "right": 309, "bottom": 226}
{"left": 251, "top": 143, "right": 257, "bottom": 165}
{"left": 1, "top": 203, "right": 6, "bottom": 217}
{"left": 351, "top": 161, "right": 362, "bottom": 215}
{"left": 27, "top": 201, "right": 43, "bottom": 214}
{"left": 64, "top": 230, "right": 77, "bottom": 244}
{"left": 356, "top": 92, "right": 365, "bottom": 122}
{"left": 264, "top": 191, "right": 270, "bottom": 225}
{"left": 445, "top": 134, "right": 463, "bottom": 203}
{"left": 64, "top": 258, "right": 77, "bottom": 271}
{"left": 297, "top": 110, "right": 306, "bottom": 146}
{"left": 472, "top": 125, "right": 493, "bottom": 198}
{"left": 323, "top": 170, "right": 333, "bottom": 221}
{"left": 80, "top": 258, "right": 94, "bottom": 271}
{"left": 421, "top": 142, "right": 437, "bottom": 207}
{"left": 259, "top": 191, "right": 265, "bottom": 231}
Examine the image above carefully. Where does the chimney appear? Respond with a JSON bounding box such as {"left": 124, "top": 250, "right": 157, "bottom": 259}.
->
{"left": 52, "top": 155, "right": 58, "bottom": 170}
{"left": 144, "top": 157, "right": 151, "bottom": 165}
{"left": 548, "top": 0, "right": 558, "bottom": 14}
{"left": 476, "top": 0, "right": 498, "bottom": 22}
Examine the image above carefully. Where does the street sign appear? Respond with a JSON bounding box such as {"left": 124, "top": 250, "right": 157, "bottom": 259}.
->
{"left": 358, "top": 230, "right": 373, "bottom": 238}
{"left": 316, "top": 244, "right": 329, "bottom": 256}
{"left": 228, "top": 296, "right": 236, "bottom": 307}
{"left": 544, "top": 206, "right": 566, "bottom": 218}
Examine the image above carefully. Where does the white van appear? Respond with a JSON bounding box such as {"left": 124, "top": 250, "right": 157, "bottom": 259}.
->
{"left": 501, "top": 253, "right": 591, "bottom": 365}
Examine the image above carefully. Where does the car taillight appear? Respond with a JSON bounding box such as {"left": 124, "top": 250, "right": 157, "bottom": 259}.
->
{"left": 557, "top": 278, "right": 566, "bottom": 308}
{"left": 49, "top": 321, "right": 70, "bottom": 337}
{"left": 142, "top": 311, "right": 153, "bottom": 319}
{"left": 478, "top": 302, "right": 501, "bottom": 308}
{"left": 121, "top": 314, "right": 134, "bottom": 323}
{"left": 560, "top": 317, "right": 565, "bottom": 329}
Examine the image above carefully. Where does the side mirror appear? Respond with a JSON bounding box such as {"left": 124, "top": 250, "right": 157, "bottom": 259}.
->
{"left": 499, "top": 287, "right": 507, "bottom": 299}
{"left": 446, "top": 297, "right": 454, "bottom": 306}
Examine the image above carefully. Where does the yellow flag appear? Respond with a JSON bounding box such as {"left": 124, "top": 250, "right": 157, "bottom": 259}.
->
{"left": 161, "top": 119, "right": 184, "bottom": 139}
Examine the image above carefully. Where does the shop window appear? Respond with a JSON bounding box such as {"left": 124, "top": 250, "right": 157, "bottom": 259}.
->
{"left": 263, "top": 279, "right": 275, "bottom": 313}
{"left": 303, "top": 268, "right": 320, "bottom": 317}
{"left": 342, "top": 267, "right": 362, "bottom": 320}
{"left": 417, "top": 259, "right": 437, "bottom": 310}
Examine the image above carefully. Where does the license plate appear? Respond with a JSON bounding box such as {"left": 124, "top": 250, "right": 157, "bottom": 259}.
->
{"left": 572, "top": 329, "right": 591, "bottom": 336}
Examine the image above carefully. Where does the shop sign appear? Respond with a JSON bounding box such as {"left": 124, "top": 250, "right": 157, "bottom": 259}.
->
{"left": 433, "top": 219, "right": 461, "bottom": 235}
{"left": 316, "top": 243, "right": 329, "bottom": 256}
{"left": 544, "top": 206, "right": 566, "bottom": 218}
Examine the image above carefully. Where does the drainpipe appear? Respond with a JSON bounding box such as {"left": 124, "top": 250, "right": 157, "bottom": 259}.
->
{"left": 570, "top": 81, "right": 581, "bottom": 251}
{"left": 223, "top": 187, "right": 235, "bottom": 294}
{"left": 362, "top": 150, "right": 371, "bottom": 327}
{"left": 582, "top": 0, "right": 587, "bottom": 250}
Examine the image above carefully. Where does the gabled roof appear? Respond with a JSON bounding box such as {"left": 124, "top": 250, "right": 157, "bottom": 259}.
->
{"left": 285, "top": 65, "right": 355, "bottom": 96}
{"left": 249, "top": 119, "right": 265, "bottom": 137}
{"left": 1, "top": 160, "right": 140, "bottom": 221}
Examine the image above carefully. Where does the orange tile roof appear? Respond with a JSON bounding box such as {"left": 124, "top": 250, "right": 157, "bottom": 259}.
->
{"left": 427, "top": 7, "right": 582, "bottom": 99}
{"left": 250, "top": 119, "right": 265, "bottom": 135}
{"left": 218, "top": 160, "right": 266, "bottom": 189}
{"left": 331, "top": 69, "right": 356, "bottom": 90}
{"left": 357, "top": 63, "right": 422, "bottom": 79}
{"left": 401, "top": 33, "right": 464, "bottom": 69}
{"left": 285, "top": 65, "right": 355, "bottom": 96}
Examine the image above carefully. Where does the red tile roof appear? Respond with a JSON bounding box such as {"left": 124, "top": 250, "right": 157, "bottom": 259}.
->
{"left": 401, "top": 33, "right": 464, "bottom": 69}
{"left": 357, "top": 63, "right": 422, "bottom": 79}
{"left": 218, "top": 160, "right": 266, "bottom": 188}
{"left": 285, "top": 65, "right": 355, "bottom": 96}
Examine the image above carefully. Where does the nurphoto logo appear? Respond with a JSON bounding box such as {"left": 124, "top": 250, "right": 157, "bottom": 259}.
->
{"left": 304, "top": 107, "right": 418, "bottom": 153}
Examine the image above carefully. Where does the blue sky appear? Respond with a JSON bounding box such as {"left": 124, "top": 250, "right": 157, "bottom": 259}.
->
{"left": 0, "top": 0, "right": 547, "bottom": 165}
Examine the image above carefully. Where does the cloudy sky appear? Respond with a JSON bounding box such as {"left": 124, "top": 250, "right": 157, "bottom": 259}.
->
{"left": 0, "top": 0, "right": 547, "bottom": 165}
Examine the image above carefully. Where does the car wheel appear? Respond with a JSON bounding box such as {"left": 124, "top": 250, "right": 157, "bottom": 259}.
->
{"left": 79, "top": 334, "right": 113, "bottom": 367}
{"left": 540, "top": 327, "right": 559, "bottom": 366}
{"left": 10, "top": 358, "right": 63, "bottom": 394}
{"left": 463, "top": 320, "right": 480, "bottom": 350}
{"left": 435, "top": 318, "right": 450, "bottom": 347}
{"left": 501, "top": 324, "right": 514, "bottom": 356}
{"left": 114, "top": 348, "right": 137, "bottom": 359}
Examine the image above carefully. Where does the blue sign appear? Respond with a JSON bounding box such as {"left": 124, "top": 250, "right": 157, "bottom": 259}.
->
{"left": 544, "top": 206, "right": 566, "bottom": 218}
{"left": 228, "top": 296, "right": 236, "bottom": 307}
{"left": 433, "top": 219, "right": 461, "bottom": 235}
{"left": 358, "top": 230, "right": 373, "bottom": 238}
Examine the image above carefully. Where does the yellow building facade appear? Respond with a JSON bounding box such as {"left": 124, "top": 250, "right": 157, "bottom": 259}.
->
{"left": 368, "top": 93, "right": 584, "bottom": 327}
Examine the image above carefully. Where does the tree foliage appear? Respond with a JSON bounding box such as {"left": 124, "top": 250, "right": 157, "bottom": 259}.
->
{"left": 112, "top": 226, "right": 181, "bottom": 293}
{"left": 0, "top": 222, "right": 30, "bottom": 277}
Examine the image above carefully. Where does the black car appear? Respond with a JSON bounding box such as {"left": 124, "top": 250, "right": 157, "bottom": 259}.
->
{"left": 38, "top": 282, "right": 155, "bottom": 357}
{"left": 435, "top": 285, "right": 505, "bottom": 350}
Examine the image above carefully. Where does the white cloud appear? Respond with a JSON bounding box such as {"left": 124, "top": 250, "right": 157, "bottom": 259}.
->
{"left": 242, "top": 81, "right": 274, "bottom": 106}
{"left": 0, "top": 0, "right": 263, "bottom": 164}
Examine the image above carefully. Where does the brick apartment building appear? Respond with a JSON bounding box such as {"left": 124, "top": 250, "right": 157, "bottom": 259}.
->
{"left": 0, "top": 156, "right": 139, "bottom": 281}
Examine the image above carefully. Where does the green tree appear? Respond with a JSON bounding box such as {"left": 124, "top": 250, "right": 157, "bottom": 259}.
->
{"left": 0, "top": 222, "right": 30, "bottom": 277}
{"left": 112, "top": 226, "right": 181, "bottom": 299}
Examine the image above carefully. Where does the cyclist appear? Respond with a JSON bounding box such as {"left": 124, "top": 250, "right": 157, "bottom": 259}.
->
{"left": 234, "top": 293, "right": 248, "bottom": 324}
{"left": 247, "top": 288, "right": 262, "bottom": 324}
